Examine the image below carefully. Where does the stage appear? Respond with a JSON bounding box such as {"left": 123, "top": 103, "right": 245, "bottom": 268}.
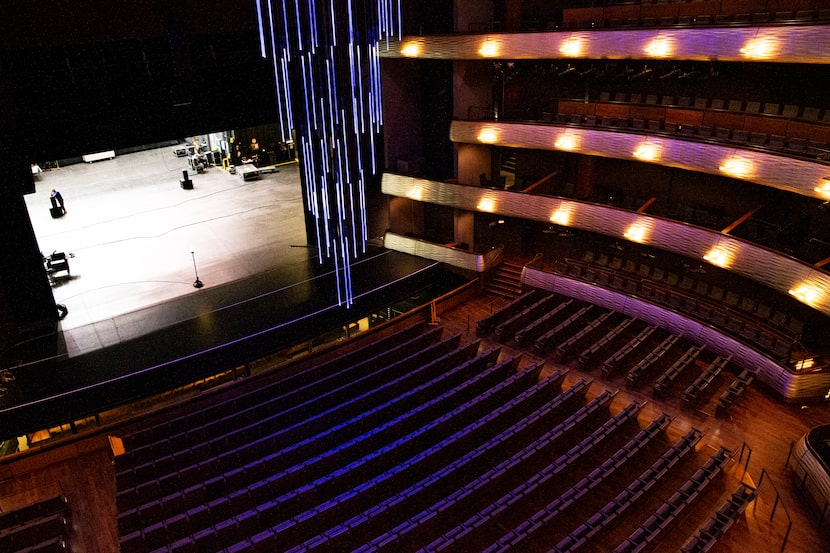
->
{"left": 0, "top": 146, "right": 457, "bottom": 440}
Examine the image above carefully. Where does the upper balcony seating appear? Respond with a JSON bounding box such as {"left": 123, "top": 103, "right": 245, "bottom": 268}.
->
{"left": 545, "top": 98, "right": 830, "bottom": 161}
{"left": 560, "top": 0, "right": 826, "bottom": 30}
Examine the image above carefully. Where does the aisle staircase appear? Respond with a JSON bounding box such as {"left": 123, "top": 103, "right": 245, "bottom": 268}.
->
{"left": 483, "top": 260, "right": 524, "bottom": 298}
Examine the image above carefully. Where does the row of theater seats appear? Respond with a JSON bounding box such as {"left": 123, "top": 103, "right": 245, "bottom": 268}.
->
{"left": 346, "top": 386, "right": 620, "bottom": 552}
{"left": 548, "top": 111, "right": 830, "bottom": 160}
{"left": 681, "top": 354, "right": 732, "bottom": 409}
{"left": 618, "top": 334, "right": 680, "bottom": 385}
{"left": 113, "top": 322, "right": 748, "bottom": 552}
{"left": 594, "top": 94, "right": 828, "bottom": 123}
{"left": 613, "top": 447, "right": 733, "bottom": 553}
{"left": 653, "top": 344, "right": 706, "bottom": 398}
{"left": 0, "top": 495, "right": 70, "bottom": 553}
{"left": 557, "top": 254, "right": 799, "bottom": 361}
{"left": 680, "top": 483, "right": 758, "bottom": 552}
{"left": 552, "top": 425, "right": 702, "bottom": 553}
{"left": 716, "top": 369, "right": 755, "bottom": 418}
{"left": 479, "top": 290, "right": 748, "bottom": 417}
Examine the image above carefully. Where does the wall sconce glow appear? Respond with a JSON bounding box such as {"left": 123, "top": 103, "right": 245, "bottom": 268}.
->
{"left": 795, "top": 357, "right": 816, "bottom": 371}
{"left": 406, "top": 187, "right": 422, "bottom": 200}
{"left": 550, "top": 206, "right": 573, "bottom": 226}
{"left": 644, "top": 36, "right": 674, "bottom": 58}
{"left": 789, "top": 282, "right": 824, "bottom": 308}
{"left": 479, "top": 39, "right": 500, "bottom": 58}
{"left": 703, "top": 245, "right": 733, "bottom": 268}
{"left": 560, "top": 37, "right": 585, "bottom": 57}
{"left": 815, "top": 177, "right": 830, "bottom": 197}
{"left": 555, "top": 133, "right": 580, "bottom": 151}
{"left": 740, "top": 35, "right": 780, "bottom": 60}
{"left": 624, "top": 221, "right": 651, "bottom": 243}
{"left": 401, "top": 41, "right": 422, "bottom": 57}
{"left": 719, "top": 156, "right": 754, "bottom": 179}
{"left": 477, "top": 197, "right": 496, "bottom": 212}
{"left": 477, "top": 127, "right": 500, "bottom": 144}
{"left": 633, "top": 142, "right": 661, "bottom": 162}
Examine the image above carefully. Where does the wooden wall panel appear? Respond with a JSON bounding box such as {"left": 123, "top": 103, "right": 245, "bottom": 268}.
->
{"left": 604, "top": 4, "right": 641, "bottom": 21}
{"left": 743, "top": 115, "right": 790, "bottom": 135}
{"left": 559, "top": 101, "right": 595, "bottom": 116}
{"left": 595, "top": 103, "right": 632, "bottom": 119}
{"left": 767, "top": 0, "right": 816, "bottom": 12}
{"left": 703, "top": 110, "right": 746, "bottom": 129}
{"left": 562, "top": 7, "right": 603, "bottom": 24}
{"left": 665, "top": 108, "right": 704, "bottom": 126}
{"left": 630, "top": 105, "right": 668, "bottom": 121}
{"left": 787, "top": 120, "right": 830, "bottom": 142}
{"left": 678, "top": 0, "right": 725, "bottom": 16}
{"left": 640, "top": 2, "right": 681, "bottom": 19}
{"left": 721, "top": 0, "right": 769, "bottom": 15}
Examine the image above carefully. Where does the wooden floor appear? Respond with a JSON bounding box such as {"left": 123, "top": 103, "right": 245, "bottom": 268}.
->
{"left": 1, "top": 290, "right": 829, "bottom": 553}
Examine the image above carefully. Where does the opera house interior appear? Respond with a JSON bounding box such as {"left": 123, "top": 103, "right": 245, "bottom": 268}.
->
{"left": 2, "top": 1, "right": 830, "bottom": 551}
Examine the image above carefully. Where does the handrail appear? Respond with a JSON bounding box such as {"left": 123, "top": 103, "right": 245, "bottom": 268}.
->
{"left": 525, "top": 252, "right": 544, "bottom": 270}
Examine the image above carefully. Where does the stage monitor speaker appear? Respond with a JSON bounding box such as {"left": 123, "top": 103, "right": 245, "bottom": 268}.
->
{"left": 180, "top": 169, "right": 194, "bottom": 190}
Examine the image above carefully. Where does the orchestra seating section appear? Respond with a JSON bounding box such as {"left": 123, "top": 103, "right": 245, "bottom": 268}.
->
{"left": 479, "top": 290, "right": 748, "bottom": 414}
{"left": 0, "top": 495, "right": 71, "bottom": 553}
{"left": 554, "top": 252, "right": 802, "bottom": 362}
{"left": 679, "top": 483, "right": 758, "bottom": 553}
{"left": 113, "top": 322, "right": 755, "bottom": 552}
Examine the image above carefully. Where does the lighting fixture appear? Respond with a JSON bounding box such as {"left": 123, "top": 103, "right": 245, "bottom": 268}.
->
{"left": 401, "top": 41, "right": 422, "bottom": 57}
{"left": 256, "top": 0, "right": 401, "bottom": 306}
{"left": 789, "top": 282, "right": 823, "bottom": 307}
{"left": 624, "top": 221, "right": 650, "bottom": 243}
{"left": 815, "top": 177, "right": 830, "bottom": 197}
{"left": 479, "top": 39, "right": 500, "bottom": 58}
{"left": 560, "top": 36, "right": 586, "bottom": 57}
{"left": 555, "top": 133, "right": 579, "bottom": 151}
{"left": 633, "top": 142, "right": 660, "bottom": 162}
{"left": 740, "top": 35, "right": 779, "bottom": 60}
{"left": 406, "top": 187, "right": 422, "bottom": 200}
{"left": 477, "top": 197, "right": 496, "bottom": 212}
{"left": 703, "top": 245, "right": 733, "bottom": 268}
{"left": 719, "top": 156, "right": 754, "bottom": 179}
{"left": 550, "top": 206, "right": 572, "bottom": 226}
{"left": 477, "top": 127, "right": 500, "bottom": 144}
{"left": 644, "top": 36, "right": 674, "bottom": 58}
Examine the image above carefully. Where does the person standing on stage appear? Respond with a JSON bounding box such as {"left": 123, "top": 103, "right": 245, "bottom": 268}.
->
{"left": 50, "top": 189, "right": 66, "bottom": 214}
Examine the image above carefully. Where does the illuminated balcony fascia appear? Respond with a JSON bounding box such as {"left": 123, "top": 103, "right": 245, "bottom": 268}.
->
{"left": 382, "top": 173, "right": 830, "bottom": 317}
{"left": 380, "top": 28, "right": 830, "bottom": 64}
{"left": 449, "top": 120, "right": 830, "bottom": 201}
